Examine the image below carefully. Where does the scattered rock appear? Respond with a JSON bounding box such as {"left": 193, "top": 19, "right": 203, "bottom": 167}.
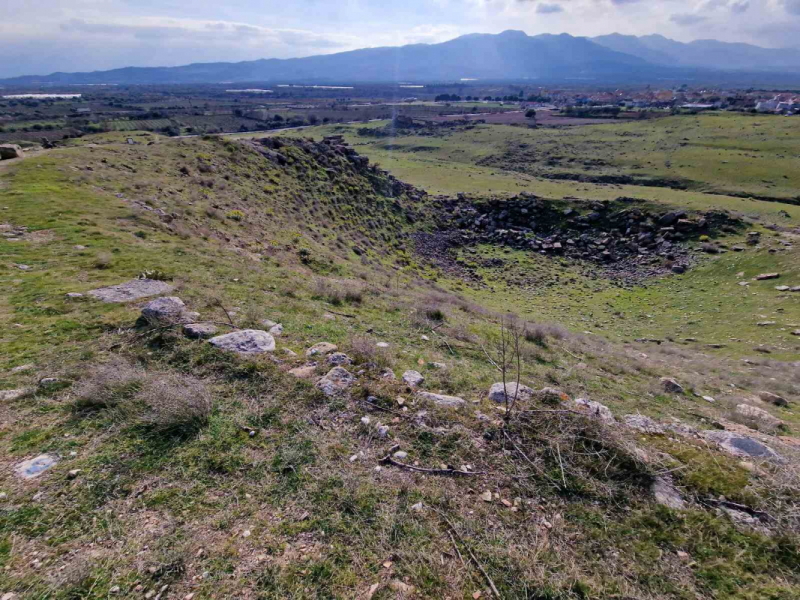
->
{"left": 572, "top": 398, "right": 615, "bottom": 425}
{"left": 735, "top": 404, "right": 784, "bottom": 430}
{"left": 775, "top": 286, "right": 791, "bottom": 292}
{"left": 393, "top": 450, "right": 408, "bottom": 460}
{"left": 307, "top": 342, "right": 338, "bottom": 357}
{"left": 0, "top": 389, "right": 28, "bottom": 402}
{"left": 316, "top": 367, "right": 355, "bottom": 397}
{"left": 488, "top": 382, "right": 533, "bottom": 403}
{"left": 755, "top": 273, "right": 780, "bottom": 281}
{"left": 703, "top": 430, "right": 782, "bottom": 461}
{"left": 660, "top": 377, "right": 684, "bottom": 394}
{"left": 65, "top": 292, "right": 84, "bottom": 299}
{"left": 381, "top": 369, "right": 396, "bottom": 380}
{"left": 757, "top": 321, "right": 776, "bottom": 327}
{"left": 288, "top": 363, "right": 318, "bottom": 379}
{"left": 141, "top": 297, "right": 188, "bottom": 323}
{"left": 268, "top": 323, "right": 284, "bottom": 336}
{"left": 38, "top": 377, "right": 60, "bottom": 389}
{"left": 209, "top": 330, "right": 275, "bottom": 354}
{"left": 326, "top": 352, "right": 353, "bottom": 366}
{"left": 402, "top": 370, "right": 424, "bottom": 387}
{"left": 417, "top": 392, "right": 466, "bottom": 408}
{"left": 535, "top": 387, "right": 566, "bottom": 403}
{"left": 0, "top": 144, "right": 24, "bottom": 160}
{"left": 623, "top": 414, "right": 665, "bottom": 435}
{"left": 88, "top": 279, "right": 173, "bottom": 303}
{"left": 758, "top": 391, "right": 789, "bottom": 407}
{"left": 651, "top": 476, "right": 686, "bottom": 510}
{"left": 15, "top": 454, "right": 58, "bottom": 479}
{"left": 480, "top": 490, "right": 493, "bottom": 502}
{"left": 183, "top": 323, "right": 218, "bottom": 339}
{"left": 376, "top": 342, "right": 390, "bottom": 348}
{"left": 429, "top": 362, "right": 447, "bottom": 370}
{"left": 10, "top": 364, "right": 33, "bottom": 374}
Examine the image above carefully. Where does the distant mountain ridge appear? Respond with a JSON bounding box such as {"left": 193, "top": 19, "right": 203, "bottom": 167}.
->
{"left": 2, "top": 30, "right": 799, "bottom": 86}
{"left": 591, "top": 33, "right": 800, "bottom": 73}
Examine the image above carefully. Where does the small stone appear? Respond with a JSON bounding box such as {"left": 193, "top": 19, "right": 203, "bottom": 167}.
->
{"left": 38, "top": 377, "right": 59, "bottom": 388}
{"left": 141, "top": 297, "right": 188, "bottom": 322}
{"left": 0, "top": 389, "right": 28, "bottom": 402}
{"left": 623, "top": 414, "right": 665, "bottom": 435}
{"left": 411, "top": 502, "right": 424, "bottom": 512}
{"left": 326, "top": 352, "right": 353, "bottom": 366}
{"left": 735, "top": 404, "right": 784, "bottom": 430}
{"left": 65, "top": 292, "right": 84, "bottom": 299}
{"left": 307, "top": 342, "right": 337, "bottom": 357}
{"left": 109, "top": 586, "right": 120, "bottom": 594}
{"left": 401, "top": 370, "right": 424, "bottom": 387}
{"left": 16, "top": 454, "right": 59, "bottom": 479}
{"left": 755, "top": 273, "right": 780, "bottom": 280}
{"left": 652, "top": 476, "right": 686, "bottom": 510}
{"left": 421, "top": 335, "right": 430, "bottom": 341}
{"left": 376, "top": 342, "right": 390, "bottom": 348}
{"left": 703, "top": 430, "right": 782, "bottom": 461}
{"left": 757, "top": 321, "right": 776, "bottom": 327}
{"left": 758, "top": 391, "right": 789, "bottom": 407}
{"left": 360, "top": 416, "right": 371, "bottom": 425}
{"left": 480, "top": 490, "right": 493, "bottom": 502}
{"left": 488, "top": 382, "right": 533, "bottom": 403}
{"left": 67, "top": 469, "right": 81, "bottom": 480}
{"left": 183, "top": 323, "right": 218, "bottom": 339}
{"left": 417, "top": 392, "right": 466, "bottom": 408}
{"left": 775, "top": 286, "right": 791, "bottom": 292}
{"left": 316, "top": 367, "right": 355, "bottom": 397}
{"left": 268, "top": 324, "right": 284, "bottom": 336}
{"left": 572, "top": 398, "right": 615, "bottom": 424}
{"left": 429, "top": 362, "right": 447, "bottom": 370}
{"left": 660, "top": 377, "right": 684, "bottom": 394}
{"left": 376, "top": 425, "right": 390, "bottom": 438}
{"left": 677, "top": 551, "right": 690, "bottom": 561}
{"left": 393, "top": 451, "right": 408, "bottom": 460}
{"left": 289, "top": 363, "right": 318, "bottom": 379}
{"left": 702, "top": 396, "right": 716, "bottom": 403}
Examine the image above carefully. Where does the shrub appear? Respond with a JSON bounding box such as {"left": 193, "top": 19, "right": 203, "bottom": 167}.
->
{"left": 226, "top": 210, "right": 245, "bottom": 221}
{"left": 93, "top": 252, "right": 113, "bottom": 269}
{"left": 138, "top": 373, "right": 213, "bottom": 434}
{"left": 73, "top": 362, "right": 144, "bottom": 411}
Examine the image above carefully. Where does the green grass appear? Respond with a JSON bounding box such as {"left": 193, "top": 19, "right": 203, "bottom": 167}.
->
{"left": 0, "top": 130, "right": 798, "bottom": 599}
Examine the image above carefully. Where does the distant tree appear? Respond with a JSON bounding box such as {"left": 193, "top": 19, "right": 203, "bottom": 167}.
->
{"left": 525, "top": 109, "right": 537, "bottom": 119}
{"left": 308, "top": 114, "right": 319, "bottom": 125}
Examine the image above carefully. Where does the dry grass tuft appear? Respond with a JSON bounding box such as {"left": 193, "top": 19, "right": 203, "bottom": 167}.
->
{"left": 73, "top": 361, "right": 145, "bottom": 411}
{"left": 138, "top": 373, "right": 213, "bottom": 434}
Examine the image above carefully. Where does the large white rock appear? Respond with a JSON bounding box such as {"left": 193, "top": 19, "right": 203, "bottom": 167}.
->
{"left": 488, "top": 382, "right": 533, "bottom": 403}
{"left": 209, "top": 330, "right": 275, "bottom": 354}
{"left": 88, "top": 279, "right": 173, "bottom": 303}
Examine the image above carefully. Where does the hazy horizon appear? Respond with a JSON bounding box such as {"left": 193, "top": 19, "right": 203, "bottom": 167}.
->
{"left": 3, "top": 0, "right": 800, "bottom": 79}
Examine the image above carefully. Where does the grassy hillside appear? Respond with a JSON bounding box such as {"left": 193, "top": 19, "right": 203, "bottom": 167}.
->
{"left": 1, "top": 130, "right": 799, "bottom": 599}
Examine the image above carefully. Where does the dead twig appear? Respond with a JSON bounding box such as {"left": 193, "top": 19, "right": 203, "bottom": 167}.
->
{"left": 327, "top": 310, "right": 356, "bottom": 319}
{"left": 379, "top": 445, "right": 484, "bottom": 477}
{"left": 213, "top": 299, "right": 237, "bottom": 328}
{"left": 480, "top": 343, "right": 502, "bottom": 372}
{"left": 432, "top": 508, "right": 502, "bottom": 599}
{"left": 357, "top": 397, "right": 409, "bottom": 418}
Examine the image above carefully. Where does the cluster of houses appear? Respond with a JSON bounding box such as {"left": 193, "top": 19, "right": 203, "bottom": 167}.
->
{"left": 754, "top": 95, "right": 799, "bottom": 114}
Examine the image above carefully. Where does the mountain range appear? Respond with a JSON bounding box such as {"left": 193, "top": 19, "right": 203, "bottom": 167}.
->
{"left": 2, "top": 30, "right": 799, "bottom": 86}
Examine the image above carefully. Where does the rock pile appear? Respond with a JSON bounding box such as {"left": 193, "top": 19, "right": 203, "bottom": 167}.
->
{"left": 426, "top": 195, "right": 742, "bottom": 282}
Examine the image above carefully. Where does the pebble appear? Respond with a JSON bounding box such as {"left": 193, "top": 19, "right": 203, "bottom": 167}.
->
{"left": 393, "top": 451, "right": 408, "bottom": 460}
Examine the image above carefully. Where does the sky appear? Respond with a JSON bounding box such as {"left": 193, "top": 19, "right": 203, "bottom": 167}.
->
{"left": 2, "top": 0, "right": 800, "bottom": 78}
